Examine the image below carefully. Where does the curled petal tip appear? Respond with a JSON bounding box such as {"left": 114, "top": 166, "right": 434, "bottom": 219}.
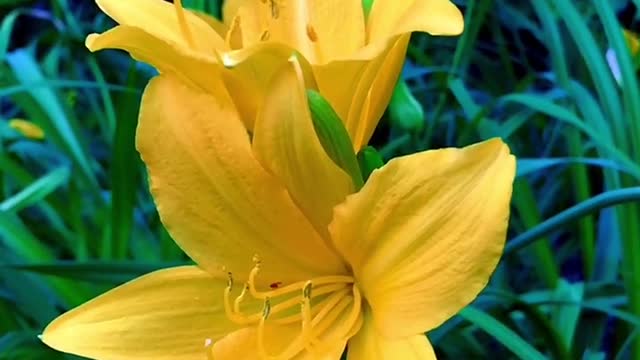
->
{"left": 84, "top": 33, "right": 100, "bottom": 52}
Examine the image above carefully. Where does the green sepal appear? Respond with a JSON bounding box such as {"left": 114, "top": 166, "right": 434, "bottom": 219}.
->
{"left": 388, "top": 79, "right": 425, "bottom": 131}
{"left": 357, "top": 146, "right": 384, "bottom": 182}
{"left": 362, "top": 0, "right": 374, "bottom": 17}
{"left": 306, "top": 90, "right": 364, "bottom": 190}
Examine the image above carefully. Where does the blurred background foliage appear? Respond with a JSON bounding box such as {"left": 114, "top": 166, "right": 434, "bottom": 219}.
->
{"left": 1, "top": 0, "right": 640, "bottom": 359}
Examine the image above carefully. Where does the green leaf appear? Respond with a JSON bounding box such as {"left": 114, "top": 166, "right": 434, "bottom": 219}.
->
{"left": 2, "top": 262, "right": 186, "bottom": 284}
{"left": 0, "top": 167, "right": 69, "bottom": 213}
{"left": 459, "top": 307, "right": 547, "bottom": 360}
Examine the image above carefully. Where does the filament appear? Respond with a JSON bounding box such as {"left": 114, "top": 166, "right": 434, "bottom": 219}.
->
{"left": 174, "top": 0, "right": 196, "bottom": 49}
{"left": 223, "top": 259, "right": 361, "bottom": 359}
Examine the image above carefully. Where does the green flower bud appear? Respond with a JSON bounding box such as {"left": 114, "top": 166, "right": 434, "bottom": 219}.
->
{"left": 307, "top": 90, "right": 364, "bottom": 189}
{"left": 357, "top": 146, "right": 384, "bottom": 182}
{"left": 388, "top": 79, "right": 425, "bottom": 132}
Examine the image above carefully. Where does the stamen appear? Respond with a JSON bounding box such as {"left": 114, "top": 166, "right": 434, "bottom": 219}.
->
{"left": 257, "top": 312, "right": 304, "bottom": 360}
{"left": 248, "top": 261, "right": 354, "bottom": 299}
{"left": 262, "top": 297, "right": 272, "bottom": 319}
{"left": 303, "top": 281, "right": 312, "bottom": 299}
{"left": 270, "top": 283, "right": 348, "bottom": 325}
{"left": 204, "top": 338, "right": 214, "bottom": 360}
{"left": 311, "top": 285, "right": 363, "bottom": 349}
{"left": 260, "top": 29, "right": 271, "bottom": 41}
{"left": 223, "top": 273, "right": 252, "bottom": 325}
{"left": 233, "top": 283, "right": 250, "bottom": 314}
{"left": 226, "top": 15, "right": 243, "bottom": 49}
{"left": 306, "top": 24, "right": 318, "bottom": 42}
{"left": 227, "top": 272, "right": 233, "bottom": 290}
{"left": 174, "top": 0, "right": 196, "bottom": 49}
{"left": 309, "top": 289, "right": 350, "bottom": 327}
{"left": 269, "top": 0, "right": 279, "bottom": 19}
{"left": 345, "top": 314, "right": 364, "bottom": 339}
{"left": 300, "top": 286, "right": 315, "bottom": 354}
{"left": 309, "top": 295, "right": 353, "bottom": 349}
{"left": 224, "top": 259, "right": 361, "bottom": 359}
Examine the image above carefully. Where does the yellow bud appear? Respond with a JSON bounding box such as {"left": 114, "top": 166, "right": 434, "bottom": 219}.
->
{"left": 8, "top": 119, "right": 45, "bottom": 140}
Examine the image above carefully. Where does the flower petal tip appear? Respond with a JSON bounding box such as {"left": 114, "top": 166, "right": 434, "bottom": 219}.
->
{"left": 85, "top": 33, "right": 100, "bottom": 52}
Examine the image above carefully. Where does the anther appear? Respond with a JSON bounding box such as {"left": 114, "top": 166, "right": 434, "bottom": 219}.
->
{"left": 269, "top": 0, "right": 279, "bottom": 19}
{"left": 204, "top": 338, "right": 214, "bottom": 360}
{"left": 303, "top": 281, "right": 313, "bottom": 299}
{"left": 306, "top": 24, "right": 318, "bottom": 42}
{"left": 226, "top": 272, "right": 233, "bottom": 290}
{"left": 262, "top": 297, "right": 272, "bottom": 319}
{"left": 260, "top": 29, "right": 270, "bottom": 41}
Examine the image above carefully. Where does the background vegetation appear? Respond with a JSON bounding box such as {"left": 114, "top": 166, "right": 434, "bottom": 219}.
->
{"left": 1, "top": 0, "right": 640, "bottom": 358}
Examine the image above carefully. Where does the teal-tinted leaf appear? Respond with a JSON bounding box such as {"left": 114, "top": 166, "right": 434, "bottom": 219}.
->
{"left": 0, "top": 167, "right": 69, "bottom": 213}
{"left": 459, "top": 307, "right": 547, "bottom": 360}
{"left": 2, "top": 262, "right": 187, "bottom": 284}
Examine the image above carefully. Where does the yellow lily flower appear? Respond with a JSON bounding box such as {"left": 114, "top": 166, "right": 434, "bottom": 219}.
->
{"left": 85, "top": 0, "right": 463, "bottom": 150}
{"left": 41, "top": 59, "right": 515, "bottom": 359}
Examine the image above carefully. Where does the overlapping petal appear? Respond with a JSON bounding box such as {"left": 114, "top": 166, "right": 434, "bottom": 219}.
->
{"left": 224, "top": 0, "right": 365, "bottom": 64}
{"left": 94, "top": 0, "right": 225, "bottom": 53}
{"left": 347, "top": 310, "right": 436, "bottom": 360}
{"left": 348, "top": 35, "right": 410, "bottom": 151}
{"left": 314, "top": 35, "right": 408, "bottom": 151}
{"left": 86, "top": 25, "right": 223, "bottom": 95}
{"left": 136, "top": 74, "right": 346, "bottom": 283}
{"left": 303, "top": 0, "right": 365, "bottom": 63}
{"left": 330, "top": 139, "right": 515, "bottom": 338}
{"left": 220, "top": 43, "right": 317, "bottom": 130}
{"left": 41, "top": 266, "right": 247, "bottom": 360}
{"left": 252, "top": 59, "right": 354, "bottom": 237}
{"left": 367, "top": 0, "right": 464, "bottom": 45}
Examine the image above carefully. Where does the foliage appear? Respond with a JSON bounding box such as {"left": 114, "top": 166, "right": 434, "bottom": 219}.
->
{"left": 1, "top": 0, "right": 640, "bottom": 358}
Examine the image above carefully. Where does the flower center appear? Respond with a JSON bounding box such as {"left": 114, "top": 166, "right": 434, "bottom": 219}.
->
{"left": 219, "top": 257, "right": 363, "bottom": 359}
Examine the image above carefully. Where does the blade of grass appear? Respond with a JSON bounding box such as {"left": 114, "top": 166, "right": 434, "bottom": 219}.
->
{"left": 506, "top": 187, "right": 640, "bottom": 254}
{"left": 458, "top": 306, "right": 547, "bottom": 360}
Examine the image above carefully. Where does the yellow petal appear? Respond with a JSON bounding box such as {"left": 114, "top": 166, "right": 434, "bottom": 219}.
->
{"left": 193, "top": 10, "right": 228, "bottom": 39}
{"left": 330, "top": 139, "right": 516, "bottom": 337}
{"left": 41, "top": 266, "right": 243, "bottom": 360}
{"left": 211, "top": 324, "right": 346, "bottom": 359}
{"left": 221, "top": 42, "right": 318, "bottom": 130}
{"left": 222, "top": 0, "right": 251, "bottom": 24}
{"left": 313, "top": 60, "right": 370, "bottom": 133}
{"left": 347, "top": 35, "right": 410, "bottom": 151}
{"left": 86, "top": 26, "right": 223, "bottom": 95}
{"left": 347, "top": 310, "right": 436, "bottom": 360}
{"left": 252, "top": 58, "right": 354, "bottom": 238}
{"left": 314, "top": 37, "right": 408, "bottom": 152}
{"left": 95, "top": 0, "right": 225, "bottom": 53}
{"left": 304, "top": 0, "right": 365, "bottom": 62}
{"left": 137, "top": 75, "right": 345, "bottom": 283}
{"left": 367, "top": 0, "right": 464, "bottom": 44}
{"left": 226, "top": 0, "right": 364, "bottom": 63}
